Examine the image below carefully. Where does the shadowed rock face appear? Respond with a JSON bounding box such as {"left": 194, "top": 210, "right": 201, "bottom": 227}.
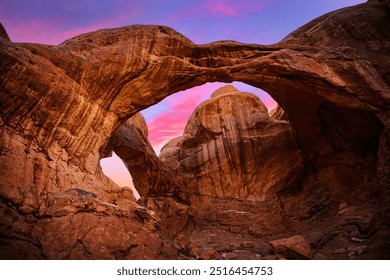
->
{"left": 105, "top": 113, "right": 188, "bottom": 201}
{"left": 0, "top": 0, "right": 389, "bottom": 259}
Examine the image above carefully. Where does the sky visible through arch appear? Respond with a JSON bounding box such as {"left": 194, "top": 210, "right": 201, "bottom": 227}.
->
{"left": 1, "top": 0, "right": 366, "bottom": 188}
{"left": 144, "top": 82, "right": 277, "bottom": 153}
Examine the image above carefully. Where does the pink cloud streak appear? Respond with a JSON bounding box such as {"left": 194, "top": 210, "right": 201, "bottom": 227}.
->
{"left": 4, "top": 18, "right": 125, "bottom": 45}
{"left": 3, "top": 19, "right": 66, "bottom": 45}
{"left": 3, "top": 4, "right": 140, "bottom": 45}
{"left": 208, "top": 0, "right": 238, "bottom": 16}
{"left": 204, "top": 0, "right": 266, "bottom": 16}
{"left": 147, "top": 83, "right": 226, "bottom": 151}
{"left": 165, "top": 0, "right": 266, "bottom": 25}
{"left": 146, "top": 82, "right": 277, "bottom": 153}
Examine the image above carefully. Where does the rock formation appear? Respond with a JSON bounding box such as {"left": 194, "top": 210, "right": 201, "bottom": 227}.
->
{"left": 0, "top": 0, "right": 389, "bottom": 259}
{"left": 160, "top": 85, "right": 303, "bottom": 201}
{"left": 104, "top": 113, "right": 184, "bottom": 199}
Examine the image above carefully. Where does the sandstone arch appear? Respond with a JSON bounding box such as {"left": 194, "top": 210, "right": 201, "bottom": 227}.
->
{"left": 1, "top": 2, "right": 388, "bottom": 173}
{"left": 0, "top": 0, "right": 389, "bottom": 259}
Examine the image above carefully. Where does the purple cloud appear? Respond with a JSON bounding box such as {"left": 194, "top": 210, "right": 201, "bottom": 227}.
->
{"left": 204, "top": 0, "right": 266, "bottom": 16}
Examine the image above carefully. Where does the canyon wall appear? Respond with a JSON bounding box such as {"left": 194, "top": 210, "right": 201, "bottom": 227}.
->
{"left": 0, "top": 0, "right": 389, "bottom": 259}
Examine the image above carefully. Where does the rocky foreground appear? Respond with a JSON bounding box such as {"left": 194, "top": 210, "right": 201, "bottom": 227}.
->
{"left": 0, "top": 0, "right": 389, "bottom": 259}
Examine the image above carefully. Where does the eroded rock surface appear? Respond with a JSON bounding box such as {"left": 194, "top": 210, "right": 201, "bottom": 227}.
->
{"left": 160, "top": 85, "right": 303, "bottom": 200}
{"left": 270, "top": 235, "right": 313, "bottom": 260}
{"left": 105, "top": 113, "right": 184, "bottom": 199}
{"left": 0, "top": 0, "right": 389, "bottom": 259}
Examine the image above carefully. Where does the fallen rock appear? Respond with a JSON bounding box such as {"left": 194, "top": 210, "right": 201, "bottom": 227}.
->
{"left": 333, "top": 248, "right": 347, "bottom": 255}
{"left": 351, "top": 237, "right": 365, "bottom": 243}
{"left": 348, "top": 245, "right": 368, "bottom": 257}
{"left": 173, "top": 234, "right": 199, "bottom": 259}
{"left": 200, "top": 248, "right": 220, "bottom": 260}
{"left": 354, "top": 245, "right": 368, "bottom": 256}
{"left": 270, "top": 235, "right": 313, "bottom": 260}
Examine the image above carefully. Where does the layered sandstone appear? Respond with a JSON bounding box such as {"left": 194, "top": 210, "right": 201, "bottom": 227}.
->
{"left": 105, "top": 113, "right": 185, "bottom": 199}
{"left": 160, "top": 85, "right": 303, "bottom": 200}
{"left": 0, "top": 0, "right": 389, "bottom": 259}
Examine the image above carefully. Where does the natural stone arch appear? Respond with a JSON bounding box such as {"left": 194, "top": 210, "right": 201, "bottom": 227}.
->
{"left": 103, "top": 82, "right": 280, "bottom": 199}
{"left": 0, "top": 0, "right": 389, "bottom": 259}
{"left": 1, "top": 1, "right": 388, "bottom": 177}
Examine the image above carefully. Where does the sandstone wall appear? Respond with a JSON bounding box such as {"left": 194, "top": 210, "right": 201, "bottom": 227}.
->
{"left": 0, "top": 0, "right": 389, "bottom": 259}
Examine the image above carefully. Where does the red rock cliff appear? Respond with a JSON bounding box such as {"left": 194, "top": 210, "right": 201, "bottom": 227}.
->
{"left": 0, "top": 0, "right": 389, "bottom": 259}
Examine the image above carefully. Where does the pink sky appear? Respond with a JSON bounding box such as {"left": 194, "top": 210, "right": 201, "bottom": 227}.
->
{"left": 144, "top": 82, "right": 277, "bottom": 153}
{"left": 205, "top": 0, "right": 266, "bottom": 16}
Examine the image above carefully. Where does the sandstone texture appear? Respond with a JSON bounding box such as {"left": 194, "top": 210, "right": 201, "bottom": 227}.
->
{"left": 160, "top": 85, "right": 303, "bottom": 200}
{"left": 269, "top": 235, "right": 313, "bottom": 260}
{"left": 0, "top": 0, "right": 389, "bottom": 259}
{"left": 105, "top": 113, "right": 184, "bottom": 199}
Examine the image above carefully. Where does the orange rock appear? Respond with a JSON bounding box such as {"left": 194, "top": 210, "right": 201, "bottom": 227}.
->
{"left": 160, "top": 86, "right": 304, "bottom": 200}
{"left": 270, "top": 235, "right": 313, "bottom": 260}
{"left": 0, "top": 0, "right": 389, "bottom": 259}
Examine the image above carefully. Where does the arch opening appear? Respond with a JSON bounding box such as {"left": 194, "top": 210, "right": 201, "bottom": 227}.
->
{"left": 100, "top": 152, "right": 140, "bottom": 199}
{"left": 98, "top": 75, "right": 384, "bottom": 202}
{"left": 99, "top": 81, "right": 279, "bottom": 199}
{"left": 142, "top": 81, "right": 278, "bottom": 154}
